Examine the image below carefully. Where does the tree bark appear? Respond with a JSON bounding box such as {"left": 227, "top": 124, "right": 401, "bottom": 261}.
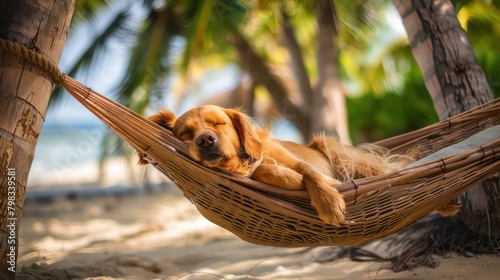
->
{"left": 393, "top": 0, "right": 498, "bottom": 235}
{"left": 314, "top": 0, "right": 351, "bottom": 144}
{"left": 0, "top": 0, "right": 75, "bottom": 278}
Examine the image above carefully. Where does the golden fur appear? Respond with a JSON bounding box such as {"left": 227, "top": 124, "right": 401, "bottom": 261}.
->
{"left": 140, "top": 105, "right": 458, "bottom": 226}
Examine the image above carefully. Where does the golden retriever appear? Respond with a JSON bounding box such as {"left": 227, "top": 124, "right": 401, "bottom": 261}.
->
{"left": 140, "top": 105, "right": 423, "bottom": 226}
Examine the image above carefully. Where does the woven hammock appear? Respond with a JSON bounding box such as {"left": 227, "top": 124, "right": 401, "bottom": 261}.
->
{"left": 2, "top": 38, "right": 499, "bottom": 247}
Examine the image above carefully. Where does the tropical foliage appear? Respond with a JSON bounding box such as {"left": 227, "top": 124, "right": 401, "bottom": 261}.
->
{"left": 53, "top": 0, "right": 500, "bottom": 154}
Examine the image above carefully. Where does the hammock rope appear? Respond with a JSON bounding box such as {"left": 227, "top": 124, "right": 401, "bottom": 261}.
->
{"left": 2, "top": 38, "right": 499, "bottom": 247}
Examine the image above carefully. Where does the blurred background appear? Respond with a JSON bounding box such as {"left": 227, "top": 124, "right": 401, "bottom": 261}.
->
{"left": 26, "top": 0, "right": 500, "bottom": 197}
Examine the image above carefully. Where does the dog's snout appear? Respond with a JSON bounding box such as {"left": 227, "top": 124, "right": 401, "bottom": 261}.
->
{"left": 196, "top": 132, "right": 218, "bottom": 148}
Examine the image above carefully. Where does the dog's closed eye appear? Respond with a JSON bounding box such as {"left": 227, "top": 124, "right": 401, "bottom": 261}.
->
{"left": 178, "top": 130, "right": 193, "bottom": 141}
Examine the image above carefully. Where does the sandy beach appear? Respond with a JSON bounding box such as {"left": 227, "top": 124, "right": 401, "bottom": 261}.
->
{"left": 16, "top": 186, "right": 500, "bottom": 280}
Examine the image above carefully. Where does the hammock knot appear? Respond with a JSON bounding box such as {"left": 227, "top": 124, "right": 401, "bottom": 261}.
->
{"left": 479, "top": 146, "right": 486, "bottom": 164}
{"left": 439, "top": 158, "right": 447, "bottom": 174}
{"left": 0, "top": 37, "right": 65, "bottom": 86}
{"left": 351, "top": 180, "right": 359, "bottom": 205}
{"left": 57, "top": 72, "right": 68, "bottom": 87}
{"left": 479, "top": 146, "right": 496, "bottom": 164}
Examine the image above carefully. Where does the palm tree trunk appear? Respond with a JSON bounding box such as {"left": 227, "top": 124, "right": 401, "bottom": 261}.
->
{"left": 314, "top": 0, "right": 351, "bottom": 144}
{"left": 0, "top": 0, "right": 75, "bottom": 278}
{"left": 393, "top": 0, "right": 498, "bottom": 235}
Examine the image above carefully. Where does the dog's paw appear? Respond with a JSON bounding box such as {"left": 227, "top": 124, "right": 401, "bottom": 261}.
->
{"left": 436, "top": 198, "right": 461, "bottom": 216}
{"left": 304, "top": 175, "right": 346, "bottom": 226}
{"left": 316, "top": 192, "right": 347, "bottom": 226}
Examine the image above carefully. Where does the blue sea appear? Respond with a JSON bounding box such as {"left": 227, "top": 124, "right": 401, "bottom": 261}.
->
{"left": 27, "top": 113, "right": 302, "bottom": 202}
{"left": 29, "top": 123, "right": 107, "bottom": 188}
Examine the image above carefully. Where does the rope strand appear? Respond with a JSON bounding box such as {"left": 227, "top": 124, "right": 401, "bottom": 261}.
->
{"left": 0, "top": 37, "right": 65, "bottom": 85}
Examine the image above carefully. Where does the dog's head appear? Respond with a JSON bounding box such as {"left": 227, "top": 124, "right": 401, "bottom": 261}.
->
{"left": 142, "top": 105, "right": 263, "bottom": 170}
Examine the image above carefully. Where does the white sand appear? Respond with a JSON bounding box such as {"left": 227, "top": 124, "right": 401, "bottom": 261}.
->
{"left": 17, "top": 188, "right": 500, "bottom": 279}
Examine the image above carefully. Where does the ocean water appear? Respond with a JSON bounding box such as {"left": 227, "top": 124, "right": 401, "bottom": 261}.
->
{"left": 28, "top": 123, "right": 109, "bottom": 188}
{"left": 27, "top": 118, "right": 302, "bottom": 195}
{"left": 26, "top": 122, "right": 169, "bottom": 202}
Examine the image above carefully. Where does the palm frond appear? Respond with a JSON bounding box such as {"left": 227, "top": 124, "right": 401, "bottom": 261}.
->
{"left": 50, "top": 9, "right": 134, "bottom": 107}
{"left": 151, "top": 1, "right": 251, "bottom": 103}
{"left": 178, "top": 0, "right": 215, "bottom": 74}
{"left": 335, "top": 0, "right": 391, "bottom": 49}
{"left": 116, "top": 6, "right": 176, "bottom": 115}
{"left": 72, "top": 0, "right": 118, "bottom": 27}
{"left": 95, "top": 2, "right": 178, "bottom": 167}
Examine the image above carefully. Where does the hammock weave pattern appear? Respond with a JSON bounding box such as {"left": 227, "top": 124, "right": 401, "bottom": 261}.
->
{"left": 2, "top": 39, "right": 499, "bottom": 247}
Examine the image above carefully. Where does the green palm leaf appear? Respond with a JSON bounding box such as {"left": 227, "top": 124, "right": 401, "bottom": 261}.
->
{"left": 50, "top": 9, "right": 133, "bottom": 106}
{"left": 72, "top": 0, "right": 118, "bottom": 27}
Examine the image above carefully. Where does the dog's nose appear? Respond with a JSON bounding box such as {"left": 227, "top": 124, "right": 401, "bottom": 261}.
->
{"left": 196, "top": 132, "right": 218, "bottom": 148}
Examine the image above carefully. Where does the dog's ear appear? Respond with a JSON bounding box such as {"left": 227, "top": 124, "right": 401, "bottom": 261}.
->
{"left": 147, "top": 109, "right": 177, "bottom": 131}
{"left": 225, "top": 109, "right": 262, "bottom": 160}
{"left": 139, "top": 109, "right": 177, "bottom": 165}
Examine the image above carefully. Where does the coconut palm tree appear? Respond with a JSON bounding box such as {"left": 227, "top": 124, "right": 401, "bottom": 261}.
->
{"left": 0, "top": 1, "right": 76, "bottom": 278}
{"left": 393, "top": 0, "right": 499, "bottom": 235}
